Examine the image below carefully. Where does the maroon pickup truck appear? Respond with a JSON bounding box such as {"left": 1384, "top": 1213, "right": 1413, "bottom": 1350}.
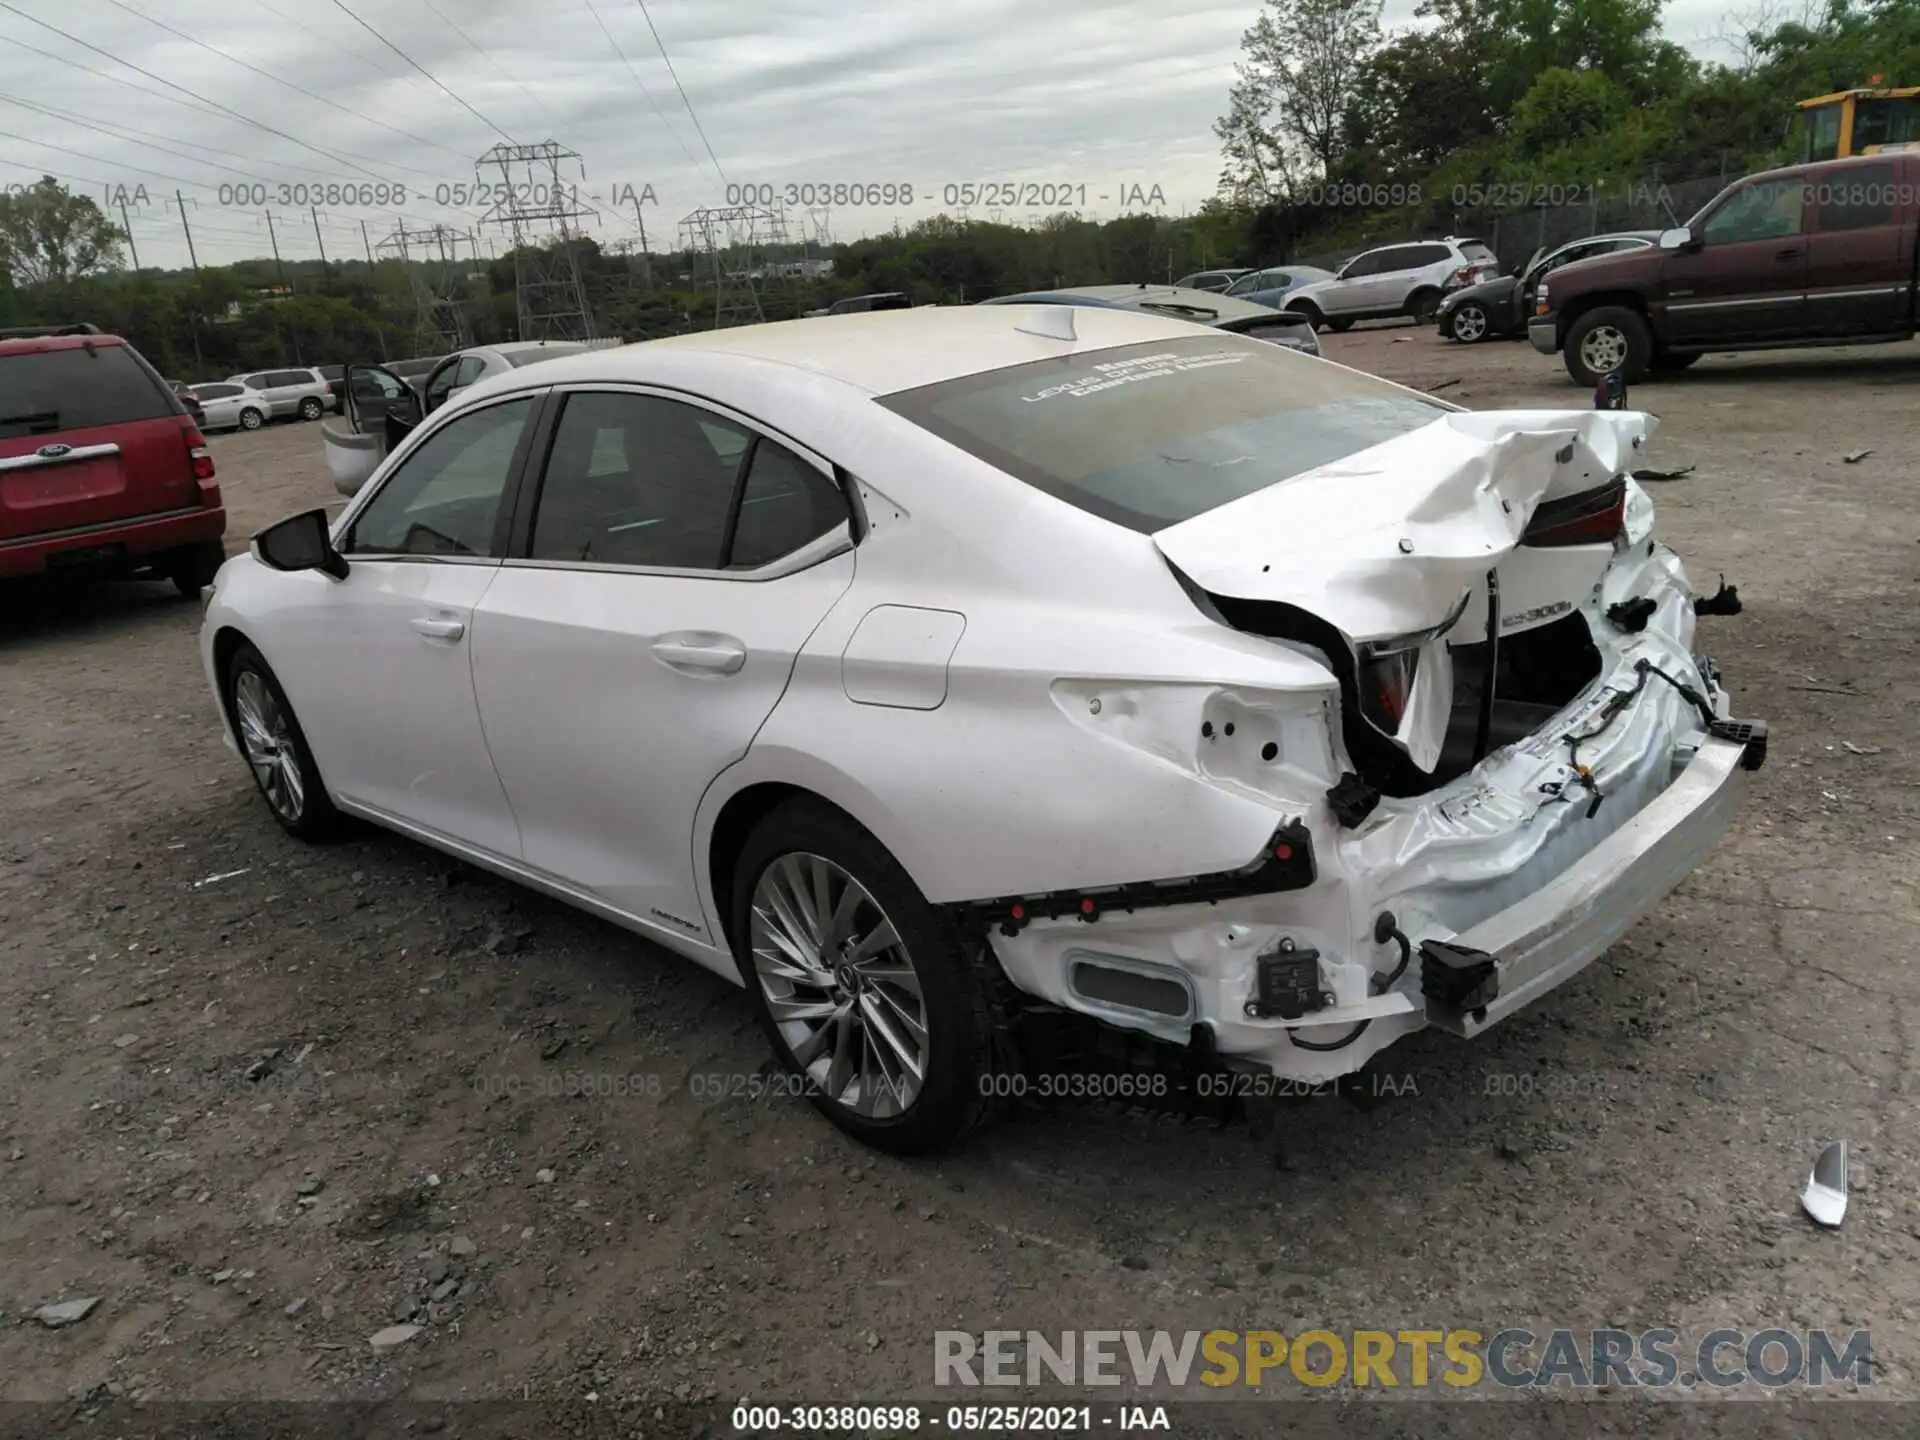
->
{"left": 1530, "top": 153, "right": 1920, "bottom": 384}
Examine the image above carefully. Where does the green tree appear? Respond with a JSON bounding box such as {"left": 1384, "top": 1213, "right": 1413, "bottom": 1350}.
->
{"left": 0, "top": 176, "right": 128, "bottom": 288}
{"left": 1216, "top": 0, "right": 1385, "bottom": 197}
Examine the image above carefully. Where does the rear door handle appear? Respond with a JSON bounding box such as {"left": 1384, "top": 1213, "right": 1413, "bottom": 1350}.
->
{"left": 1776, "top": 247, "right": 1803, "bottom": 261}
{"left": 652, "top": 635, "right": 747, "bottom": 674}
{"left": 410, "top": 616, "right": 465, "bottom": 640}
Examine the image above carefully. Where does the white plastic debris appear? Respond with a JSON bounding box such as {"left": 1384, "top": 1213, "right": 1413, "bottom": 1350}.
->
{"left": 1802, "top": 1141, "right": 1848, "bottom": 1228}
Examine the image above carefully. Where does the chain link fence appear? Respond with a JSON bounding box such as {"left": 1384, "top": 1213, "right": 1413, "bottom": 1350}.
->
{"left": 1283, "top": 170, "right": 1737, "bottom": 274}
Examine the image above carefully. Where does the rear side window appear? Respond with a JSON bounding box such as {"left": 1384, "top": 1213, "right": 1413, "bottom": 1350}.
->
{"left": 728, "top": 441, "right": 847, "bottom": 569}
{"left": 879, "top": 335, "right": 1446, "bottom": 533}
{"left": 529, "top": 392, "right": 748, "bottom": 568}
{"left": 1816, "top": 163, "right": 1897, "bottom": 232}
{"left": 0, "top": 345, "right": 175, "bottom": 439}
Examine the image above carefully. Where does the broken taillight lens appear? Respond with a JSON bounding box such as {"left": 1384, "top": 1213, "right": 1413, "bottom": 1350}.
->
{"left": 1522, "top": 476, "right": 1626, "bottom": 547}
{"left": 1361, "top": 647, "right": 1419, "bottom": 730}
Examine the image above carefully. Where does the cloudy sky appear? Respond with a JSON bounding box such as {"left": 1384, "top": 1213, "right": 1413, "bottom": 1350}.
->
{"left": 0, "top": 0, "right": 1743, "bottom": 270}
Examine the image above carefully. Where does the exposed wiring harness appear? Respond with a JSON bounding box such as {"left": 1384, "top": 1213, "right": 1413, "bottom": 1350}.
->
{"left": 1287, "top": 913, "right": 1412, "bottom": 1052}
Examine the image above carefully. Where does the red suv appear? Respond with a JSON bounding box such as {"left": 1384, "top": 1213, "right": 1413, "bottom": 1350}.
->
{"left": 1, "top": 324, "right": 226, "bottom": 595}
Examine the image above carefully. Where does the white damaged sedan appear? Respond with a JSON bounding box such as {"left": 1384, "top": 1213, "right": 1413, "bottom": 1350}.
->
{"left": 199, "top": 304, "right": 1763, "bottom": 1154}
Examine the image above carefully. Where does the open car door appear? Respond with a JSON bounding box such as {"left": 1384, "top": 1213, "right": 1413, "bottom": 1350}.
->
{"left": 324, "top": 363, "right": 422, "bottom": 497}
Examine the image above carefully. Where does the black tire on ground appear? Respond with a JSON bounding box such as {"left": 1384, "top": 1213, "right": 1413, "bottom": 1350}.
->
{"left": 1406, "top": 288, "right": 1441, "bottom": 324}
{"left": 729, "top": 798, "right": 1000, "bottom": 1156}
{"left": 221, "top": 640, "right": 346, "bottom": 842}
{"left": 238, "top": 407, "right": 265, "bottom": 431}
{"left": 1326, "top": 317, "right": 1354, "bottom": 333}
{"left": 1448, "top": 300, "right": 1491, "bottom": 344}
{"left": 297, "top": 397, "right": 323, "bottom": 420}
{"left": 1563, "top": 305, "right": 1653, "bottom": 387}
{"left": 1287, "top": 301, "right": 1324, "bottom": 333}
{"left": 165, "top": 537, "right": 227, "bottom": 598}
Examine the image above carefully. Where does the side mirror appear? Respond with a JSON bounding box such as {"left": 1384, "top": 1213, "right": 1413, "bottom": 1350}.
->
{"left": 255, "top": 507, "right": 349, "bottom": 580}
{"left": 1658, "top": 227, "right": 1698, "bottom": 252}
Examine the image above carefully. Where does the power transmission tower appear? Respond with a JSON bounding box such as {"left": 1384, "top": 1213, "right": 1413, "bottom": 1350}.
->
{"left": 377, "top": 221, "right": 470, "bottom": 354}
{"left": 476, "top": 141, "right": 599, "bottom": 341}
{"left": 676, "top": 204, "right": 794, "bottom": 328}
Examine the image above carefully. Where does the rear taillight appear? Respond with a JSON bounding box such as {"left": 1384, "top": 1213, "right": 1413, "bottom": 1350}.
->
{"left": 181, "top": 417, "right": 215, "bottom": 483}
{"left": 1452, "top": 266, "right": 1473, "bottom": 284}
{"left": 1522, "top": 477, "right": 1626, "bottom": 547}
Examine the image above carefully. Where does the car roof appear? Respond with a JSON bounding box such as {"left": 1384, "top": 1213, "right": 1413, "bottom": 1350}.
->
{"left": 0, "top": 333, "right": 130, "bottom": 357}
{"left": 454, "top": 304, "right": 1246, "bottom": 402}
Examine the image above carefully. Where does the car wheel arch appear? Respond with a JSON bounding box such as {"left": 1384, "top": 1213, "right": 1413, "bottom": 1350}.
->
{"left": 1557, "top": 290, "right": 1649, "bottom": 340}
{"left": 699, "top": 773, "right": 937, "bottom": 955}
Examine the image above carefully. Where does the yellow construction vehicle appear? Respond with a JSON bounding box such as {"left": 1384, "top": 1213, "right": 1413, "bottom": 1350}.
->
{"left": 1796, "top": 83, "right": 1920, "bottom": 161}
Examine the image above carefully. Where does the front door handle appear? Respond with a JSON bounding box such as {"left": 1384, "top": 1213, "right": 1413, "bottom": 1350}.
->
{"left": 1776, "top": 247, "right": 1803, "bottom": 261}
{"left": 652, "top": 635, "right": 747, "bottom": 674}
{"left": 410, "top": 616, "right": 465, "bottom": 640}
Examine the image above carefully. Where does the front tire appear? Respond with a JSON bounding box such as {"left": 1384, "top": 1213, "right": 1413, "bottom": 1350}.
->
{"left": 297, "top": 397, "right": 323, "bottom": 421}
{"left": 730, "top": 799, "right": 998, "bottom": 1155}
{"left": 238, "top": 407, "right": 265, "bottom": 431}
{"left": 165, "top": 537, "right": 227, "bottom": 598}
{"left": 1448, "top": 301, "right": 1490, "bottom": 343}
{"left": 1564, "top": 306, "right": 1652, "bottom": 386}
{"left": 223, "top": 641, "right": 344, "bottom": 841}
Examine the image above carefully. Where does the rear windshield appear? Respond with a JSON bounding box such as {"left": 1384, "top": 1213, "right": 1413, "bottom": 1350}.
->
{"left": 0, "top": 344, "right": 174, "bottom": 439}
{"left": 1459, "top": 241, "right": 1497, "bottom": 263}
{"left": 878, "top": 335, "right": 1446, "bottom": 533}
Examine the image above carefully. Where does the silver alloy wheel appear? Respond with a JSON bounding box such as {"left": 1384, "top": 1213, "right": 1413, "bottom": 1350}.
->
{"left": 749, "top": 852, "right": 928, "bottom": 1118}
{"left": 1579, "top": 325, "right": 1630, "bottom": 375}
{"left": 233, "top": 670, "right": 305, "bottom": 822}
{"left": 1452, "top": 304, "right": 1488, "bottom": 342}
{"left": 240, "top": 409, "right": 263, "bottom": 430}
{"left": 299, "top": 398, "right": 322, "bottom": 419}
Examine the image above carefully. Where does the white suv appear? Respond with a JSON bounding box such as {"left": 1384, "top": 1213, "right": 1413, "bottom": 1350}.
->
{"left": 227, "top": 366, "right": 337, "bottom": 422}
{"left": 1282, "top": 237, "right": 1499, "bottom": 330}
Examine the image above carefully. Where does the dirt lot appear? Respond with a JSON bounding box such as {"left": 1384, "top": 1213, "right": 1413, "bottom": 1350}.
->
{"left": 3, "top": 329, "right": 1919, "bottom": 1431}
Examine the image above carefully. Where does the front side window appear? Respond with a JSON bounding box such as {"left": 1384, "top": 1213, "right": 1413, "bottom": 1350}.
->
{"left": 879, "top": 335, "right": 1448, "bottom": 533}
{"left": 1340, "top": 252, "right": 1382, "bottom": 279}
{"left": 1804, "top": 103, "right": 1843, "bottom": 162}
{"left": 241, "top": 373, "right": 270, "bottom": 389}
{"left": 344, "top": 398, "right": 532, "bottom": 558}
{"left": 1702, "top": 177, "right": 1807, "bottom": 244}
{"left": 528, "top": 392, "right": 749, "bottom": 568}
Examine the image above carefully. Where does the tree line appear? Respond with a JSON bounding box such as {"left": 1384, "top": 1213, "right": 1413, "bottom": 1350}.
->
{"left": 3, "top": 0, "right": 1915, "bottom": 377}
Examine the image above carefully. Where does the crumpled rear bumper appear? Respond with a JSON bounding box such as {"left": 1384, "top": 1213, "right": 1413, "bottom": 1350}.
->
{"left": 1420, "top": 731, "right": 1754, "bottom": 1038}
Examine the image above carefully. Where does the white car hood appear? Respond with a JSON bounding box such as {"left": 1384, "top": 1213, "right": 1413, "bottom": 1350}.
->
{"left": 1152, "top": 407, "right": 1654, "bottom": 643}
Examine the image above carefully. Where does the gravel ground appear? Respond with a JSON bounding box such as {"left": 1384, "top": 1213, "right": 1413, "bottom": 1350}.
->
{"left": 3, "top": 329, "right": 1918, "bottom": 1432}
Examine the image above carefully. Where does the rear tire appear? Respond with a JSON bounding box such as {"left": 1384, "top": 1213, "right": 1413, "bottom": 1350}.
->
{"left": 166, "top": 538, "right": 227, "bottom": 598}
{"left": 729, "top": 799, "right": 999, "bottom": 1156}
{"left": 1326, "top": 317, "right": 1354, "bottom": 333}
{"left": 222, "top": 641, "right": 345, "bottom": 842}
{"left": 297, "top": 397, "right": 323, "bottom": 421}
{"left": 1564, "top": 305, "right": 1652, "bottom": 386}
{"left": 1286, "top": 301, "right": 1324, "bottom": 333}
{"left": 238, "top": 407, "right": 265, "bottom": 431}
{"left": 1406, "top": 288, "right": 1441, "bottom": 324}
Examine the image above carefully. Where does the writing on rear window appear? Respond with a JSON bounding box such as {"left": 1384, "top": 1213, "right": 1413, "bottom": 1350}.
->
{"left": 1021, "top": 350, "right": 1251, "bottom": 404}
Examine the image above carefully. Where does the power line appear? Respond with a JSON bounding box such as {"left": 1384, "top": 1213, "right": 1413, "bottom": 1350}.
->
{"left": 417, "top": 0, "right": 566, "bottom": 129}
{"left": 328, "top": 0, "right": 516, "bottom": 145}
{"left": 1, "top": 97, "right": 273, "bottom": 185}
{"left": 93, "top": 0, "right": 476, "bottom": 164}
{"left": 632, "top": 0, "right": 727, "bottom": 182}
{"left": 0, "top": 92, "right": 342, "bottom": 182}
{"left": 582, "top": 0, "right": 707, "bottom": 179}
{"left": 0, "top": 4, "right": 399, "bottom": 185}
{"left": 0, "top": 127, "right": 221, "bottom": 193}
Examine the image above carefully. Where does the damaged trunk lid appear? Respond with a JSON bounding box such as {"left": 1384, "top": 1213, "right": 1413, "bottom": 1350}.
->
{"left": 1154, "top": 408, "right": 1654, "bottom": 780}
